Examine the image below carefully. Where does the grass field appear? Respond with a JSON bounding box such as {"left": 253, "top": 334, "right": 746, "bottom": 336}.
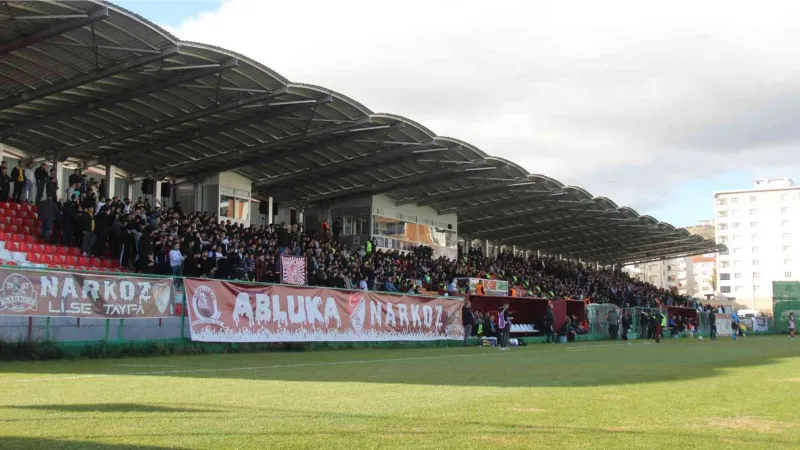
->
{"left": 0, "top": 336, "right": 798, "bottom": 449}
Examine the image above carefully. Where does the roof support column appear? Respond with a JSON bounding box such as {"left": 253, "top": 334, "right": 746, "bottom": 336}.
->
{"left": 267, "top": 196, "right": 274, "bottom": 225}
{"left": 105, "top": 157, "right": 116, "bottom": 200}
{"left": 484, "top": 239, "right": 490, "bottom": 257}
{"left": 51, "top": 149, "right": 62, "bottom": 201}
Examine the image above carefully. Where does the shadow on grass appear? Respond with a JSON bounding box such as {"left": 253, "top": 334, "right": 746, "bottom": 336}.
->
{"left": 1, "top": 338, "right": 798, "bottom": 388}
{"left": 0, "top": 436, "right": 180, "bottom": 449}
{"left": 11, "top": 403, "right": 220, "bottom": 413}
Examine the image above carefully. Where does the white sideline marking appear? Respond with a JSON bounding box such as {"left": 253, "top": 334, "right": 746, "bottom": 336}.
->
{"left": 116, "top": 364, "right": 180, "bottom": 368}
{"left": 0, "top": 342, "right": 631, "bottom": 385}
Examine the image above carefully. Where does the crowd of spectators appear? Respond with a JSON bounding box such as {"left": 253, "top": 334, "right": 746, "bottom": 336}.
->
{"left": 4, "top": 164, "right": 701, "bottom": 310}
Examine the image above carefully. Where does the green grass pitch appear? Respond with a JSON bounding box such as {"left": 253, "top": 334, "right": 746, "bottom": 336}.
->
{"left": 0, "top": 336, "right": 798, "bottom": 449}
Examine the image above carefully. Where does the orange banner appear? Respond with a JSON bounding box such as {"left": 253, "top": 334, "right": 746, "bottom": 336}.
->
{"left": 184, "top": 279, "right": 465, "bottom": 342}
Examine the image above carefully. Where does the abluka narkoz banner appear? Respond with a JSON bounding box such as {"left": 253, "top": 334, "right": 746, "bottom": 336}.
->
{"left": 184, "top": 278, "right": 465, "bottom": 342}
{"left": 0, "top": 267, "right": 175, "bottom": 318}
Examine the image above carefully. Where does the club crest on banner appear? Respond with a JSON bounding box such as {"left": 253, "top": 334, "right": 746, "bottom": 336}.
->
{"left": 348, "top": 293, "right": 366, "bottom": 333}
{"left": 0, "top": 273, "right": 38, "bottom": 313}
{"left": 152, "top": 282, "right": 172, "bottom": 314}
{"left": 192, "top": 284, "right": 223, "bottom": 325}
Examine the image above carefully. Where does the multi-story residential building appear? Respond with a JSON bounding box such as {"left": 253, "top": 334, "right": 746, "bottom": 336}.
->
{"left": 714, "top": 178, "right": 800, "bottom": 310}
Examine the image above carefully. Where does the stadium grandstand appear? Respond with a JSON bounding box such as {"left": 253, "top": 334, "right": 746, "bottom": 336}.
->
{"left": 0, "top": 0, "right": 724, "bottom": 303}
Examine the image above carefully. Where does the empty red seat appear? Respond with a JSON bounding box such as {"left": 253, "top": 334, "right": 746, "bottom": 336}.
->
{"left": 11, "top": 217, "right": 22, "bottom": 226}
{"left": 53, "top": 254, "right": 66, "bottom": 264}
{"left": 67, "top": 256, "right": 79, "bottom": 265}
{"left": 4, "top": 241, "right": 20, "bottom": 252}
{"left": 44, "top": 245, "right": 57, "bottom": 254}
{"left": 39, "top": 254, "right": 53, "bottom": 264}
{"left": 9, "top": 225, "right": 19, "bottom": 234}
{"left": 0, "top": 223, "right": 5, "bottom": 232}
{"left": 28, "top": 253, "right": 41, "bottom": 263}
{"left": 0, "top": 232, "right": 10, "bottom": 241}
{"left": 20, "top": 242, "right": 33, "bottom": 252}
{"left": 11, "top": 234, "right": 24, "bottom": 242}
{"left": 68, "top": 247, "right": 80, "bottom": 257}
{"left": 29, "top": 204, "right": 37, "bottom": 213}
{"left": 32, "top": 244, "right": 45, "bottom": 253}
{"left": 23, "top": 218, "right": 36, "bottom": 227}
{"left": 4, "top": 261, "right": 17, "bottom": 266}
{"left": 56, "top": 246, "right": 69, "bottom": 255}
{"left": 24, "top": 235, "right": 37, "bottom": 244}
{"left": 78, "top": 256, "right": 91, "bottom": 267}
{"left": 101, "top": 259, "right": 113, "bottom": 268}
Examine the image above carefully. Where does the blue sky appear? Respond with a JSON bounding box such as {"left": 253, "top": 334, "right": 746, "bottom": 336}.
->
{"left": 114, "top": 1, "right": 796, "bottom": 229}
{"left": 115, "top": 1, "right": 221, "bottom": 28}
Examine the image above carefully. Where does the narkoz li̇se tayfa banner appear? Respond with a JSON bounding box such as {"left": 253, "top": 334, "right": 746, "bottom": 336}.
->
{"left": 0, "top": 267, "right": 174, "bottom": 318}
{"left": 184, "top": 279, "right": 464, "bottom": 342}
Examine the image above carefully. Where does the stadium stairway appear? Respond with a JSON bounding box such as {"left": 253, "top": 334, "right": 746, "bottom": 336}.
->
{"left": 0, "top": 202, "right": 122, "bottom": 273}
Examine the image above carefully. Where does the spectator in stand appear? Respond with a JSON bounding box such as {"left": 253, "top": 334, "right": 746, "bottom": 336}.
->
{"left": 75, "top": 205, "right": 94, "bottom": 256}
{"left": 34, "top": 163, "right": 48, "bottom": 204}
{"left": 46, "top": 169, "right": 58, "bottom": 202}
{"left": 10, "top": 161, "right": 24, "bottom": 203}
{"left": 0, "top": 165, "right": 10, "bottom": 202}
{"left": 169, "top": 242, "right": 185, "bottom": 276}
{"left": 23, "top": 161, "right": 35, "bottom": 204}
{"left": 38, "top": 195, "right": 58, "bottom": 243}
{"left": 544, "top": 301, "right": 555, "bottom": 343}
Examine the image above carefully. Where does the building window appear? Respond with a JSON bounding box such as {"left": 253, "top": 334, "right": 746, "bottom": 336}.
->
{"left": 749, "top": 208, "right": 757, "bottom": 214}
{"left": 783, "top": 220, "right": 789, "bottom": 226}
{"left": 754, "top": 285, "right": 761, "bottom": 291}
{"left": 784, "top": 233, "right": 791, "bottom": 239}
{"left": 752, "top": 260, "right": 759, "bottom": 266}
{"left": 717, "top": 210, "right": 728, "bottom": 218}
{"left": 751, "top": 221, "right": 758, "bottom": 227}
{"left": 734, "top": 273, "right": 742, "bottom": 280}
{"left": 781, "top": 193, "right": 789, "bottom": 200}
{"left": 719, "top": 236, "right": 728, "bottom": 244}
{"left": 732, "top": 222, "right": 740, "bottom": 228}
{"left": 785, "top": 258, "right": 792, "bottom": 265}
{"left": 732, "top": 196, "right": 739, "bottom": 204}
{"left": 752, "top": 247, "right": 759, "bottom": 253}
{"left": 751, "top": 233, "right": 757, "bottom": 242}
{"left": 753, "top": 272, "right": 760, "bottom": 278}
{"left": 720, "top": 286, "right": 731, "bottom": 293}
{"left": 718, "top": 223, "right": 728, "bottom": 231}
{"left": 732, "top": 247, "right": 741, "bottom": 254}
{"left": 718, "top": 198, "right": 728, "bottom": 206}
{"left": 786, "top": 272, "right": 793, "bottom": 279}
{"left": 720, "top": 273, "right": 731, "bottom": 281}
{"left": 721, "top": 261, "right": 729, "bottom": 268}
{"left": 750, "top": 195, "right": 757, "bottom": 202}
{"left": 784, "top": 245, "right": 792, "bottom": 252}
{"left": 735, "top": 285, "right": 743, "bottom": 292}
{"left": 782, "top": 207, "right": 789, "bottom": 213}
{"left": 732, "top": 235, "right": 740, "bottom": 241}
{"left": 734, "top": 260, "right": 742, "bottom": 266}
{"left": 731, "top": 209, "right": 739, "bottom": 216}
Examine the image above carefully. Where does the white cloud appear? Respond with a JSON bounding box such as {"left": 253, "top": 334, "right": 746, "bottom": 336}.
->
{"left": 167, "top": 0, "right": 800, "bottom": 220}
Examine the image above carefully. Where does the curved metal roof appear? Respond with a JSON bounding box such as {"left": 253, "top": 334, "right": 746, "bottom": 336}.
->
{"left": 0, "top": 0, "right": 723, "bottom": 264}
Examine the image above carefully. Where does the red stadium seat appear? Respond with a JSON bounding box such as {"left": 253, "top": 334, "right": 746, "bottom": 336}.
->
{"left": 32, "top": 244, "right": 45, "bottom": 253}
{"left": 0, "top": 223, "right": 5, "bottom": 232}
{"left": 24, "top": 235, "right": 37, "bottom": 244}
{"left": 20, "top": 242, "right": 34, "bottom": 252}
{"left": 67, "top": 256, "right": 79, "bottom": 266}
{"left": 39, "top": 254, "right": 53, "bottom": 264}
{"left": 53, "top": 255, "right": 66, "bottom": 264}
{"left": 56, "top": 246, "right": 69, "bottom": 255}
{"left": 78, "top": 256, "right": 91, "bottom": 267}
{"left": 9, "top": 225, "right": 19, "bottom": 234}
{"left": 4, "top": 261, "right": 17, "bottom": 266}
{"left": 44, "top": 245, "right": 56, "bottom": 254}
{"left": 11, "top": 217, "right": 22, "bottom": 226}
{"left": 9, "top": 203, "right": 20, "bottom": 211}
{"left": 4, "top": 241, "right": 20, "bottom": 252}
{"left": 28, "top": 253, "right": 41, "bottom": 263}
{"left": 0, "top": 232, "right": 10, "bottom": 241}
{"left": 23, "top": 218, "right": 36, "bottom": 227}
{"left": 11, "top": 234, "right": 24, "bottom": 242}
{"left": 29, "top": 204, "right": 37, "bottom": 213}
{"left": 101, "top": 259, "right": 113, "bottom": 268}
{"left": 68, "top": 247, "right": 80, "bottom": 257}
